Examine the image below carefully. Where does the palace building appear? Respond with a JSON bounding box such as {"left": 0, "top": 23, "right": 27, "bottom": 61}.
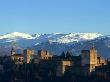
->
{"left": 11, "top": 48, "right": 24, "bottom": 64}
{"left": 10, "top": 47, "right": 107, "bottom": 77}
{"left": 24, "top": 49, "right": 34, "bottom": 63}
{"left": 81, "top": 47, "right": 107, "bottom": 75}
{"left": 11, "top": 48, "right": 34, "bottom": 64}
{"left": 37, "top": 50, "right": 53, "bottom": 60}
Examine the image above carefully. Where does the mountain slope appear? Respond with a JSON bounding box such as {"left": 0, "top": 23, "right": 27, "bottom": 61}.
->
{"left": 0, "top": 32, "right": 109, "bottom": 58}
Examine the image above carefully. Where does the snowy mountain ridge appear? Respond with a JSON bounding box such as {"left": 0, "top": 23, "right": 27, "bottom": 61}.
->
{"left": 0, "top": 32, "right": 104, "bottom": 44}
{"left": 0, "top": 32, "right": 34, "bottom": 39}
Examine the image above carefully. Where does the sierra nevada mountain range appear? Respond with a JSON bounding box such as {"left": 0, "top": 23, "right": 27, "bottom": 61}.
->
{"left": 0, "top": 32, "right": 110, "bottom": 58}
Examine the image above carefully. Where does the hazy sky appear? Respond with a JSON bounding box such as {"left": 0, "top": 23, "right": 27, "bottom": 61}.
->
{"left": 0, "top": 0, "right": 110, "bottom": 34}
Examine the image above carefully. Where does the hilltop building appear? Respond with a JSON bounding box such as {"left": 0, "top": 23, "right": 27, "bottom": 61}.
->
{"left": 24, "top": 49, "right": 34, "bottom": 63}
{"left": 81, "top": 47, "right": 107, "bottom": 75}
{"left": 56, "top": 51, "right": 81, "bottom": 76}
{"left": 10, "top": 47, "right": 107, "bottom": 77}
{"left": 11, "top": 48, "right": 34, "bottom": 64}
{"left": 11, "top": 48, "right": 24, "bottom": 64}
{"left": 56, "top": 60, "right": 72, "bottom": 76}
{"left": 37, "top": 50, "right": 53, "bottom": 60}
{"left": 56, "top": 47, "right": 107, "bottom": 76}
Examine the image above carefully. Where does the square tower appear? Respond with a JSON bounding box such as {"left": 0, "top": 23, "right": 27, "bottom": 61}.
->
{"left": 81, "top": 47, "right": 97, "bottom": 73}
{"left": 56, "top": 60, "right": 71, "bottom": 77}
{"left": 24, "top": 49, "right": 34, "bottom": 63}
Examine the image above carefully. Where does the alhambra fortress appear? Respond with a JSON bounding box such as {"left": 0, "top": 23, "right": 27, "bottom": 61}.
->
{"left": 10, "top": 46, "right": 107, "bottom": 77}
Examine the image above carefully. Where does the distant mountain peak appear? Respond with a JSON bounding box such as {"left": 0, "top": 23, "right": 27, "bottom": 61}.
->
{"left": 55, "top": 33, "right": 103, "bottom": 43}
{"left": 0, "top": 32, "right": 34, "bottom": 39}
{"left": 0, "top": 32, "right": 103, "bottom": 43}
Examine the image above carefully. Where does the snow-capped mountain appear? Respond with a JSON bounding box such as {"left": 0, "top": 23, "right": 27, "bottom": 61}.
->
{"left": 0, "top": 32, "right": 103, "bottom": 44}
{"left": 54, "top": 33, "right": 103, "bottom": 43}
{"left": 0, "top": 32, "right": 34, "bottom": 39}
{"left": 0, "top": 32, "right": 110, "bottom": 58}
